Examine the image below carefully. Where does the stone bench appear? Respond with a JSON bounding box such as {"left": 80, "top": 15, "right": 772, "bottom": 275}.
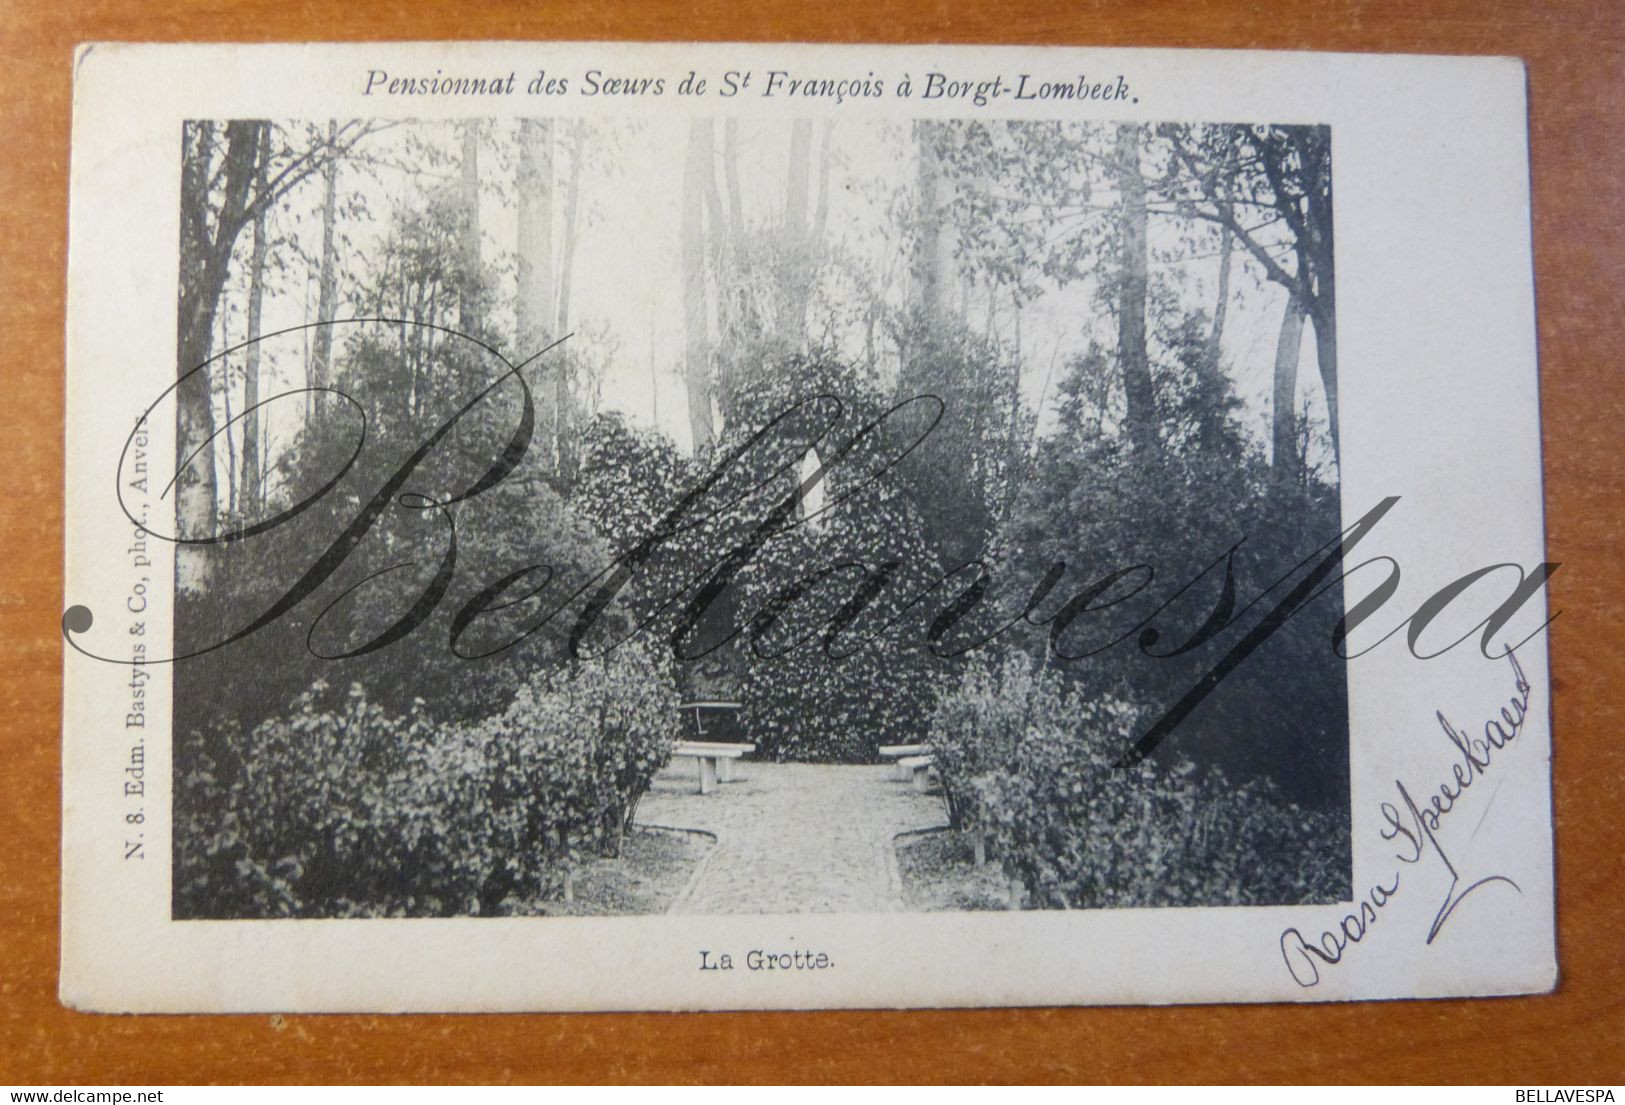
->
{"left": 671, "top": 740, "right": 756, "bottom": 794}
{"left": 878, "top": 743, "right": 929, "bottom": 782}
{"left": 895, "top": 753, "right": 936, "bottom": 793}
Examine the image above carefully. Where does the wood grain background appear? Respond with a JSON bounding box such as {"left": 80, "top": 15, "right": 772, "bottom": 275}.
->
{"left": 3, "top": 0, "right": 1621, "bottom": 1085}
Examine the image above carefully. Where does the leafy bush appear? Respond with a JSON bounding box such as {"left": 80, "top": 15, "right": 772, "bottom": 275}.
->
{"left": 477, "top": 640, "right": 679, "bottom": 908}
{"left": 929, "top": 653, "right": 1055, "bottom": 830}
{"left": 173, "top": 641, "right": 679, "bottom": 918}
{"left": 176, "top": 683, "right": 496, "bottom": 917}
{"left": 173, "top": 720, "right": 302, "bottom": 919}
{"left": 930, "top": 656, "right": 1349, "bottom": 908}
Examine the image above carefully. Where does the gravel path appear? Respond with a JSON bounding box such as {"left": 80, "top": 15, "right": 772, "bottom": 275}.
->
{"left": 637, "top": 760, "right": 947, "bottom": 914}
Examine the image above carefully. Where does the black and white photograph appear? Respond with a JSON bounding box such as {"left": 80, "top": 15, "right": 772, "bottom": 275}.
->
{"left": 168, "top": 112, "right": 1351, "bottom": 921}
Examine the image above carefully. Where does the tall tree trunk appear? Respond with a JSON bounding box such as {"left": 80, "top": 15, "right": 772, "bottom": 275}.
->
{"left": 716, "top": 119, "right": 750, "bottom": 418}
{"left": 176, "top": 124, "right": 220, "bottom": 562}
{"left": 241, "top": 122, "right": 269, "bottom": 517}
{"left": 813, "top": 121, "right": 833, "bottom": 244}
{"left": 723, "top": 120, "right": 744, "bottom": 231}
{"left": 515, "top": 118, "right": 557, "bottom": 469}
{"left": 1113, "top": 123, "right": 1157, "bottom": 457}
{"left": 776, "top": 119, "right": 813, "bottom": 351}
{"left": 1196, "top": 219, "right": 1237, "bottom": 453}
{"left": 554, "top": 123, "right": 586, "bottom": 487}
{"left": 899, "top": 120, "right": 947, "bottom": 403}
{"left": 176, "top": 121, "right": 257, "bottom": 587}
{"left": 681, "top": 120, "right": 715, "bottom": 452}
{"left": 219, "top": 307, "right": 237, "bottom": 518}
{"left": 910, "top": 120, "right": 944, "bottom": 323}
{"left": 1209, "top": 223, "right": 1234, "bottom": 362}
{"left": 701, "top": 131, "right": 738, "bottom": 417}
{"left": 555, "top": 123, "right": 585, "bottom": 336}
{"left": 1309, "top": 291, "right": 1339, "bottom": 464}
{"left": 301, "top": 273, "right": 313, "bottom": 424}
{"left": 515, "top": 120, "right": 554, "bottom": 350}
{"left": 793, "top": 120, "right": 835, "bottom": 350}
{"left": 177, "top": 121, "right": 257, "bottom": 377}
{"left": 310, "top": 121, "right": 341, "bottom": 415}
{"left": 1304, "top": 132, "right": 1339, "bottom": 464}
{"left": 458, "top": 122, "right": 483, "bottom": 335}
{"left": 1003, "top": 298, "right": 1024, "bottom": 522}
{"left": 1271, "top": 293, "right": 1307, "bottom": 480}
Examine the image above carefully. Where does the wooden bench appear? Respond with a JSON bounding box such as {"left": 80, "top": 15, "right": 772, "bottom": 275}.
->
{"left": 671, "top": 740, "right": 756, "bottom": 794}
{"left": 878, "top": 743, "right": 929, "bottom": 782}
{"left": 895, "top": 754, "right": 936, "bottom": 792}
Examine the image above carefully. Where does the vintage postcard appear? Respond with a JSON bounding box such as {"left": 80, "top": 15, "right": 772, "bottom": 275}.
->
{"left": 60, "top": 41, "right": 1554, "bottom": 1012}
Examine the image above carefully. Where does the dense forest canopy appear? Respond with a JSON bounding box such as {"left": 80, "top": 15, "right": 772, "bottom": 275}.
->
{"left": 174, "top": 117, "right": 1334, "bottom": 500}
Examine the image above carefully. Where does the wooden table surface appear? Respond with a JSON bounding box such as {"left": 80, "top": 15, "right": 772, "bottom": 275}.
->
{"left": 3, "top": 0, "right": 1621, "bottom": 1085}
